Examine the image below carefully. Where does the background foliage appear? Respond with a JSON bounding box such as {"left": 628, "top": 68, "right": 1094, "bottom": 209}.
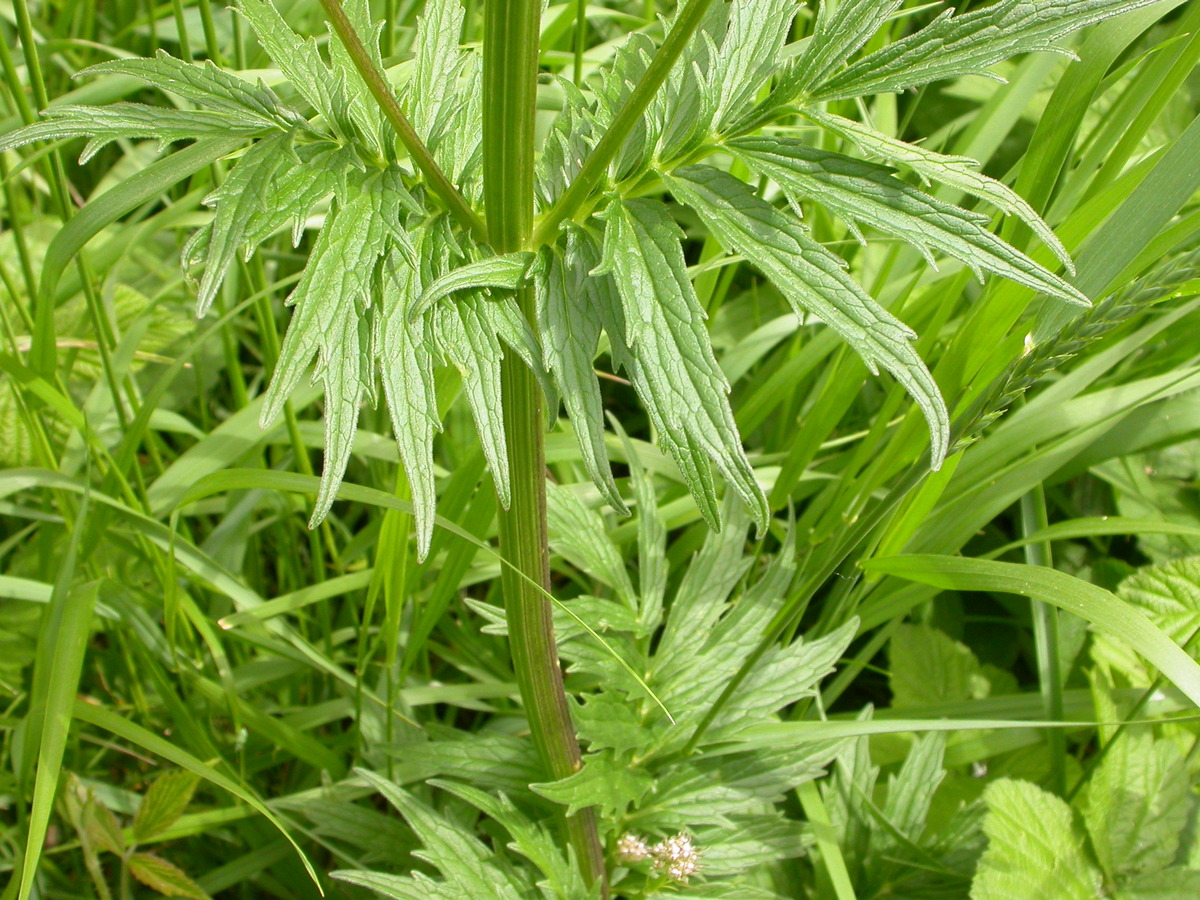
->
{"left": 2, "top": 1, "right": 1200, "bottom": 898}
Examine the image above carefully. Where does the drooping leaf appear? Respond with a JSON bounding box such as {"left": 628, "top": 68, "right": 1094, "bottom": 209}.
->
{"left": 811, "top": 0, "right": 1164, "bottom": 102}
{"left": 728, "top": 136, "right": 1087, "bottom": 304}
{"left": 128, "top": 853, "right": 211, "bottom": 900}
{"left": 666, "top": 164, "right": 949, "bottom": 469}
{"left": 599, "top": 196, "right": 768, "bottom": 531}
{"left": 191, "top": 131, "right": 298, "bottom": 315}
{"left": 433, "top": 296, "right": 511, "bottom": 508}
{"left": 132, "top": 770, "right": 201, "bottom": 843}
{"left": 261, "top": 169, "right": 414, "bottom": 524}
{"left": 971, "top": 779, "right": 1102, "bottom": 900}
{"left": 799, "top": 108, "right": 1074, "bottom": 270}
{"left": 539, "top": 234, "right": 625, "bottom": 511}
{"left": 379, "top": 243, "right": 441, "bottom": 560}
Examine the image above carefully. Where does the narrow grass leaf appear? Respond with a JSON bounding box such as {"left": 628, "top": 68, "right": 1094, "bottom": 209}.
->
{"left": 18, "top": 504, "right": 93, "bottom": 900}
{"left": 863, "top": 555, "right": 1200, "bottom": 708}
{"left": 71, "top": 702, "right": 321, "bottom": 888}
{"left": 32, "top": 138, "right": 243, "bottom": 377}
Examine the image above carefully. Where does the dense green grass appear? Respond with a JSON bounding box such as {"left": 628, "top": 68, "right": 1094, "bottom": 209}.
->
{"left": 2, "top": 1, "right": 1200, "bottom": 898}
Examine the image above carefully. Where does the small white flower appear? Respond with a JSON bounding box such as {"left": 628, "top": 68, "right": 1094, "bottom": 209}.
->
{"left": 616, "top": 832, "right": 650, "bottom": 863}
{"left": 651, "top": 832, "right": 700, "bottom": 884}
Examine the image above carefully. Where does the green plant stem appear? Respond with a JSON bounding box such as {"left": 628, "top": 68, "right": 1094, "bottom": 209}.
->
{"left": 483, "top": 0, "right": 606, "bottom": 894}
{"left": 1020, "top": 484, "right": 1066, "bottom": 795}
{"left": 532, "top": 0, "right": 718, "bottom": 244}
{"left": 318, "top": 0, "right": 486, "bottom": 241}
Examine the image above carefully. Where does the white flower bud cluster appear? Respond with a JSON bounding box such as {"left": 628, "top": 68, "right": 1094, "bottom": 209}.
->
{"left": 615, "top": 831, "right": 700, "bottom": 884}
{"left": 616, "top": 832, "right": 650, "bottom": 863}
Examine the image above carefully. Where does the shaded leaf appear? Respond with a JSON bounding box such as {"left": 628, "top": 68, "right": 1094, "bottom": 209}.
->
{"left": 133, "top": 770, "right": 200, "bottom": 843}
{"left": 1081, "top": 730, "right": 1190, "bottom": 881}
{"left": 538, "top": 236, "right": 626, "bottom": 512}
{"left": 128, "top": 853, "right": 211, "bottom": 900}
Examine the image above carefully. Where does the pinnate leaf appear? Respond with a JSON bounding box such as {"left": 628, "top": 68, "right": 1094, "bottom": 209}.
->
{"left": 812, "top": 0, "right": 1164, "bottom": 102}
{"left": 261, "top": 170, "right": 412, "bottom": 524}
{"left": 128, "top": 853, "right": 210, "bottom": 900}
{"left": 971, "top": 779, "right": 1102, "bottom": 900}
{"left": 191, "top": 131, "right": 298, "bottom": 315}
{"left": 238, "top": 0, "right": 355, "bottom": 136}
{"left": 599, "top": 196, "right": 768, "bottom": 531}
{"left": 799, "top": 109, "right": 1074, "bottom": 270}
{"left": 728, "top": 136, "right": 1087, "bottom": 305}
{"left": 666, "top": 165, "right": 949, "bottom": 469}
{"left": 133, "top": 770, "right": 200, "bottom": 842}
{"left": 80, "top": 50, "right": 296, "bottom": 125}
{"left": 780, "top": 0, "right": 904, "bottom": 103}
{"left": 349, "top": 768, "right": 526, "bottom": 900}
{"left": 531, "top": 749, "right": 653, "bottom": 819}
{"left": 538, "top": 236, "right": 626, "bottom": 512}
{"left": 708, "top": 0, "right": 798, "bottom": 129}
{"left": 409, "top": 0, "right": 467, "bottom": 150}
{"left": 0, "top": 104, "right": 276, "bottom": 161}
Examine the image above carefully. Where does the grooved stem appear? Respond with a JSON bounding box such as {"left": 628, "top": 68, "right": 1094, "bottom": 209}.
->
{"left": 483, "top": 0, "right": 607, "bottom": 893}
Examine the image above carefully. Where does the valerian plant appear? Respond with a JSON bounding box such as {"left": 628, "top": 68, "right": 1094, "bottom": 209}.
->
{"left": 0, "top": 0, "right": 1168, "bottom": 896}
